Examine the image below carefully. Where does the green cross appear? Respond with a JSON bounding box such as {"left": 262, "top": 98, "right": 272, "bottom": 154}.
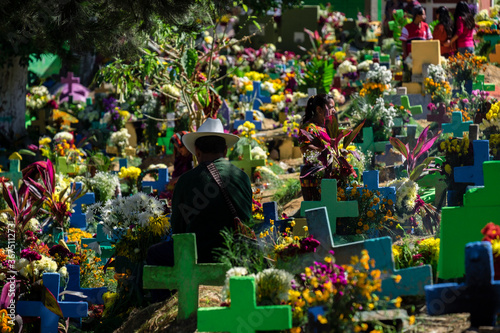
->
{"left": 401, "top": 95, "right": 422, "bottom": 115}
{"left": 0, "top": 159, "right": 22, "bottom": 188}
{"left": 143, "top": 233, "right": 229, "bottom": 320}
{"left": 230, "top": 145, "right": 266, "bottom": 179}
{"left": 438, "top": 161, "right": 500, "bottom": 279}
{"left": 197, "top": 276, "right": 292, "bottom": 333}
{"left": 300, "top": 179, "right": 359, "bottom": 235}
{"left": 472, "top": 74, "right": 496, "bottom": 92}
{"left": 81, "top": 224, "right": 114, "bottom": 259}
{"left": 157, "top": 127, "right": 175, "bottom": 155}
{"left": 356, "top": 127, "right": 390, "bottom": 154}
{"left": 56, "top": 156, "right": 77, "bottom": 175}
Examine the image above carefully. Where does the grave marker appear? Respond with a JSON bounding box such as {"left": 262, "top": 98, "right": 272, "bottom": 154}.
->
{"left": 472, "top": 74, "right": 495, "bottom": 91}
{"left": 0, "top": 158, "right": 22, "bottom": 188}
{"left": 30, "top": 108, "right": 49, "bottom": 135}
{"left": 442, "top": 111, "right": 472, "bottom": 137}
{"left": 300, "top": 179, "right": 359, "bottom": 235}
{"left": 253, "top": 201, "right": 294, "bottom": 235}
{"left": 356, "top": 127, "right": 390, "bottom": 154}
{"left": 141, "top": 168, "right": 169, "bottom": 192}
{"left": 143, "top": 233, "right": 229, "bottom": 320}
{"left": 401, "top": 95, "right": 422, "bottom": 115}
{"left": 234, "top": 110, "right": 263, "bottom": 131}
{"left": 489, "top": 43, "right": 500, "bottom": 63}
{"left": 454, "top": 140, "right": 490, "bottom": 186}
{"left": 411, "top": 40, "right": 441, "bottom": 76}
{"left": 427, "top": 104, "right": 450, "bottom": 125}
{"left": 245, "top": 81, "right": 271, "bottom": 110}
{"left": 426, "top": 242, "right": 500, "bottom": 327}
{"left": 17, "top": 273, "right": 88, "bottom": 333}
{"left": 304, "top": 207, "right": 432, "bottom": 298}
{"left": 396, "top": 124, "right": 417, "bottom": 148}
{"left": 350, "top": 170, "right": 396, "bottom": 204}
{"left": 197, "top": 276, "right": 292, "bottom": 333}
{"left": 375, "top": 143, "right": 404, "bottom": 166}
{"left": 230, "top": 145, "right": 266, "bottom": 179}
{"left": 417, "top": 170, "right": 447, "bottom": 207}
{"left": 469, "top": 124, "right": 479, "bottom": 141}
{"left": 65, "top": 264, "right": 107, "bottom": 304}
{"left": 298, "top": 88, "right": 317, "bottom": 107}
{"left": 81, "top": 223, "right": 114, "bottom": 259}
{"left": 56, "top": 156, "right": 77, "bottom": 175}
{"left": 58, "top": 72, "right": 90, "bottom": 103}
{"left": 70, "top": 182, "right": 95, "bottom": 229}
{"left": 438, "top": 161, "right": 500, "bottom": 279}
{"left": 157, "top": 127, "right": 175, "bottom": 155}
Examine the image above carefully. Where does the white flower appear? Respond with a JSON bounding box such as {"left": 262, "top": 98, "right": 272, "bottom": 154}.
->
{"left": 58, "top": 266, "right": 68, "bottom": 278}
{"left": 0, "top": 273, "right": 6, "bottom": 281}
{"left": 53, "top": 131, "right": 74, "bottom": 142}
{"left": 337, "top": 60, "right": 357, "bottom": 75}
{"left": 251, "top": 147, "right": 267, "bottom": 160}
{"left": 109, "top": 128, "right": 131, "bottom": 148}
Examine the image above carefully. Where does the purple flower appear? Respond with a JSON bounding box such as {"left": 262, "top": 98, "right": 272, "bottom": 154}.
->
{"left": 427, "top": 103, "right": 436, "bottom": 111}
{"left": 21, "top": 249, "right": 42, "bottom": 261}
{"left": 472, "top": 90, "right": 479, "bottom": 96}
{"left": 461, "top": 98, "right": 469, "bottom": 104}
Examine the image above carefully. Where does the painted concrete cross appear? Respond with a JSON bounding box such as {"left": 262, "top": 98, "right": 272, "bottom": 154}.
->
{"left": 300, "top": 179, "right": 359, "bottom": 235}
{"left": 254, "top": 201, "right": 294, "bottom": 235}
{"left": 143, "top": 233, "right": 229, "bottom": 320}
{"left": 427, "top": 104, "right": 450, "bottom": 126}
{"left": 401, "top": 95, "right": 422, "bottom": 115}
{"left": 81, "top": 223, "right": 114, "bottom": 259}
{"left": 454, "top": 140, "right": 490, "bottom": 186}
{"left": 396, "top": 124, "right": 417, "bottom": 148}
{"left": 234, "top": 110, "right": 263, "bottom": 130}
{"left": 197, "top": 276, "right": 292, "bottom": 333}
{"left": 247, "top": 81, "right": 272, "bottom": 110}
{"left": 375, "top": 143, "right": 404, "bottom": 166}
{"left": 56, "top": 156, "right": 77, "bottom": 175}
{"left": 351, "top": 170, "right": 396, "bottom": 204}
{"left": 65, "top": 264, "right": 107, "bottom": 304}
{"left": 17, "top": 273, "right": 88, "bottom": 333}
{"left": 438, "top": 161, "right": 500, "bottom": 279}
{"left": 0, "top": 158, "right": 22, "bottom": 188}
{"left": 59, "top": 72, "right": 90, "bottom": 103}
{"left": 304, "top": 207, "right": 432, "bottom": 298}
{"left": 357, "top": 127, "right": 390, "bottom": 154}
{"left": 442, "top": 111, "right": 472, "bottom": 138}
{"left": 472, "top": 74, "right": 495, "bottom": 91}
{"left": 30, "top": 108, "right": 49, "bottom": 135}
{"left": 141, "top": 168, "right": 169, "bottom": 192}
{"left": 230, "top": 145, "right": 266, "bottom": 179}
{"left": 426, "top": 242, "right": 500, "bottom": 327}
{"left": 156, "top": 127, "right": 175, "bottom": 155}
{"left": 70, "top": 182, "right": 95, "bottom": 229}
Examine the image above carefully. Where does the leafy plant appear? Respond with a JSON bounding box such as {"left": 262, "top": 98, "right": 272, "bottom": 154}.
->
{"left": 299, "top": 57, "right": 334, "bottom": 94}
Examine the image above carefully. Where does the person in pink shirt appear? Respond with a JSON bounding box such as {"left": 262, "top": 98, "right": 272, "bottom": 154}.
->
{"left": 445, "top": 1, "right": 475, "bottom": 54}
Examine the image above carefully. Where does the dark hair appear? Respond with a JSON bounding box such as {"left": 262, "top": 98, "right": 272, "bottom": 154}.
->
{"left": 412, "top": 5, "right": 425, "bottom": 20}
{"left": 194, "top": 135, "right": 226, "bottom": 154}
{"left": 454, "top": 1, "right": 475, "bottom": 31}
{"left": 302, "top": 93, "right": 334, "bottom": 124}
{"left": 437, "top": 6, "right": 453, "bottom": 37}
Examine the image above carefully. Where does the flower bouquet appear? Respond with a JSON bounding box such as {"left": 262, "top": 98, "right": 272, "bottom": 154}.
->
{"left": 445, "top": 52, "right": 487, "bottom": 88}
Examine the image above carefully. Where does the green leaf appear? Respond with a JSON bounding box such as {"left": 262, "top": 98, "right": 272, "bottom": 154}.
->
{"left": 198, "top": 89, "right": 209, "bottom": 107}
{"left": 18, "top": 149, "right": 36, "bottom": 156}
{"left": 181, "top": 48, "right": 198, "bottom": 78}
{"left": 42, "top": 286, "right": 63, "bottom": 317}
{"left": 252, "top": 21, "right": 261, "bottom": 31}
{"left": 242, "top": 4, "right": 248, "bottom": 12}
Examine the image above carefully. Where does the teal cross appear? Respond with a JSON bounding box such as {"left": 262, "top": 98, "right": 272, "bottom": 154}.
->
{"left": 197, "top": 276, "right": 292, "bottom": 333}
{"left": 143, "top": 233, "right": 229, "bottom": 320}
{"left": 401, "top": 95, "right": 422, "bottom": 115}
{"left": 0, "top": 159, "right": 22, "bottom": 188}
{"left": 300, "top": 179, "right": 359, "bottom": 235}
{"left": 230, "top": 145, "right": 266, "bottom": 179}
{"left": 81, "top": 224, "right": 114, "bottom": 259}
{"left": 356, "top": 127, "right": 390, "bottom": 154}
{"left": 442, "top": 111, "right": 472, "bottom": 137}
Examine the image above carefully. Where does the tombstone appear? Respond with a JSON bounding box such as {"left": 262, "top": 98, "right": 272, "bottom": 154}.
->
{"left": 230, "top": 145, "right": 266, "bottom": 180}
{"left": 65, "top": 264, "right": 107, "bottom": 304}
{"left": 427, "top": 104, "right": 450, "bottom": 126}
{"left": 81, "top": 223, "right": 114, "bottom": 259}
{"left": 234, "top": 111, "right": 263, "bottom": 131}
{"left": 56, "top": 156, "right": 77, "bottom": 175}
{"left": 70, "top": 182, "right": 95, "bottom": 229}
{"left": 401, "top": 95, "right": 422, "bottom": 115}
{"left": 426, "top": 242, "right": 500, "bottom": 327}
{"left": 143, "top": 233, "right": 229, "bottom": 320}
{"left": 442, "top": 111, "right": 473, "bottom": 138}
{"left": 472, "top": 74, "right": 496, "bottom": 91}
{"left": 347, "top": 170, "right": 396, "bottom": 204}
{"left": 124, "top": 146, "right": 136, "bottom": 157}
{"left": 0, "top": 158, "right": 22, "bottom": 188}
{"left": 356, "top": 127, "right": 390, "bottom": 154}
{"left": 280, "top": 6, "right": 320, "bottom": 55}
{"left": 438, "top": 161, "right": 500, "bottom": 279}
{"left": 489, "top": 43, "right": 500, "bottom": 63}
{"left": 124, "top": 122, "right": 138, "bottom": 147}
{"left": 141, "top": 168, "right": 169, "bottom": 193}
{"left": 197, "top": 276, "right": 292, "bottom": 333}
{"left": 54, "top": 72, "right": 90, "bottom": 103}
{"left": 375, "top": 143, "right": 404, "bottom": 167}
{"left": 300, "top": 179, "right": 359, "bottom": 236}
{"left": 411, "top": 40, "right": 441, "bottom": 76}
{"left": 17, "top": 273, "right": 88, "bottom": 333}
{"left": 304, "top": 208, "right": 432, "bottom": 298}
{"left": 396, "top": 87, "right": 407, "bottom": 95}
{"left": 469, "top": 124, "right": 480, "bottom": 141}
{"left": 396, "top": 124, "right": 417, "bottom": 148}
{"left": 454, "top": 140, "right": 490, "bottom": 186}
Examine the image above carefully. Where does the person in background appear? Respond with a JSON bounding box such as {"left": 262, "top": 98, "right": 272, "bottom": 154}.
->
{"left": 403, "top": 0, "right": 421, "bottom": 15}
{"left": 433, "top": 6, "right": 455, "bottom": 57}
{"left": 445, "top": 1, "right": 475, "bottom": 55}
{"left": 400, "top": 6, "right": 432, "bottom": 59}
{"left": 298, "top": 94, "right": 336, "bottom": 201}
{"left": 383, "top": 0, "right": 404, "bottom": 37}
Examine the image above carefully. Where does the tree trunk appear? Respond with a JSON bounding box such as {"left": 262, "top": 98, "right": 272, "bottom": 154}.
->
{"left": 0, "top": 57, "right": 27, "bottom": 146}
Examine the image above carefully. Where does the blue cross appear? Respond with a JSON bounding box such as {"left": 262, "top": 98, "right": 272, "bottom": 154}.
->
{"left": 81, "top": 223, "right": 114, "bottom": 259}
{"left": 65, "top": 264, "right": 107, "bottom": 304}
{"left": 111, "top": 158, "right": 129, "bottom": 175}
{"left": 234, "top": 111, "right": 262, "bottom": 130}
{"left": 242, "top": 81, "right": 271, "bottom": 110}
{"left": 70, "top": 182, "right": 95, "bottom": 229}
{"left": 454, "top": 140, "right": 490, "bottom": 186}
{"left": 425, "top": 241, "right": 500, "bottom": 327}
{"left": 17, "top": 273, "right": 88, "bottom": 333}
{"left": 141, "top": 168, "right": 169, "bottom": 192}
{"left": 353, "top": 170, "right": 396, "bottom": 204}
{"left": 254, "top": 201, "right": 294, "bottom": 235}
{"left": 442, "top": 111, "right": 473, "bottom": 137}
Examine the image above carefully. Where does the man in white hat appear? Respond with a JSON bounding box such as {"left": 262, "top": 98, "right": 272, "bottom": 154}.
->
{"left": 147, "top": 118, "right": 252, "bottom": 278}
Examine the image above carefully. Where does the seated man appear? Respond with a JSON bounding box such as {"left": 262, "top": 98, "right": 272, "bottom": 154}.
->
{"left": 147, "top": 118, "right": 252, "bottom": 266}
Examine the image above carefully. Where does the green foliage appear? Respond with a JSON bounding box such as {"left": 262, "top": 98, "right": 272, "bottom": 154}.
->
{"left": 272, "top": 178, "right": 301, "bottom": 206}
{"left": 476, "top": 40, "right": 495, "bottom": 58}
{"left": 239, "top": 0, "right": 302, "bottom": 16}
{"left": 299, "top": 57, "right": 334, "bottom": 94}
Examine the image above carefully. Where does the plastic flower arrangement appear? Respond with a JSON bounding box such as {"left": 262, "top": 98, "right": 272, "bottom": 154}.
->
{"left": 393, "top": 236, "right": 440, "bottom": 277}
{"left": 445, "top": 52, "right": 487, "bottom": 85}
{"left": 481, "top": 222, "right": 500, "bottom": 280}
{"left": 337, "top": 186, "right": 398, "bottom": 237}
{"left": 288, "top": 250, "right": 400, "bottom": 331}
{"left": 480, "top": 100, "right": 500, "bottom": 138}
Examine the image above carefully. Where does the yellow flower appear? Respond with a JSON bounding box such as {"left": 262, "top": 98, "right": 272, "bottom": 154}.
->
{"left": 317, "top": 315, "right": 328, "bottom": 324}
{"left": 409, "top": 315, "right": 416, "bottom": 325}
{"left": 394, "top": 296, "right": 402, "bottom": 308}
{"left": 393, "top": 274, "right": 402, "bottom": 283}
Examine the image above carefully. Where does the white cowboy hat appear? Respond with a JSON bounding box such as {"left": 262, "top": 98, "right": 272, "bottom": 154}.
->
{"left": 182, "top": 118, "right": 239, "bottom": 155}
